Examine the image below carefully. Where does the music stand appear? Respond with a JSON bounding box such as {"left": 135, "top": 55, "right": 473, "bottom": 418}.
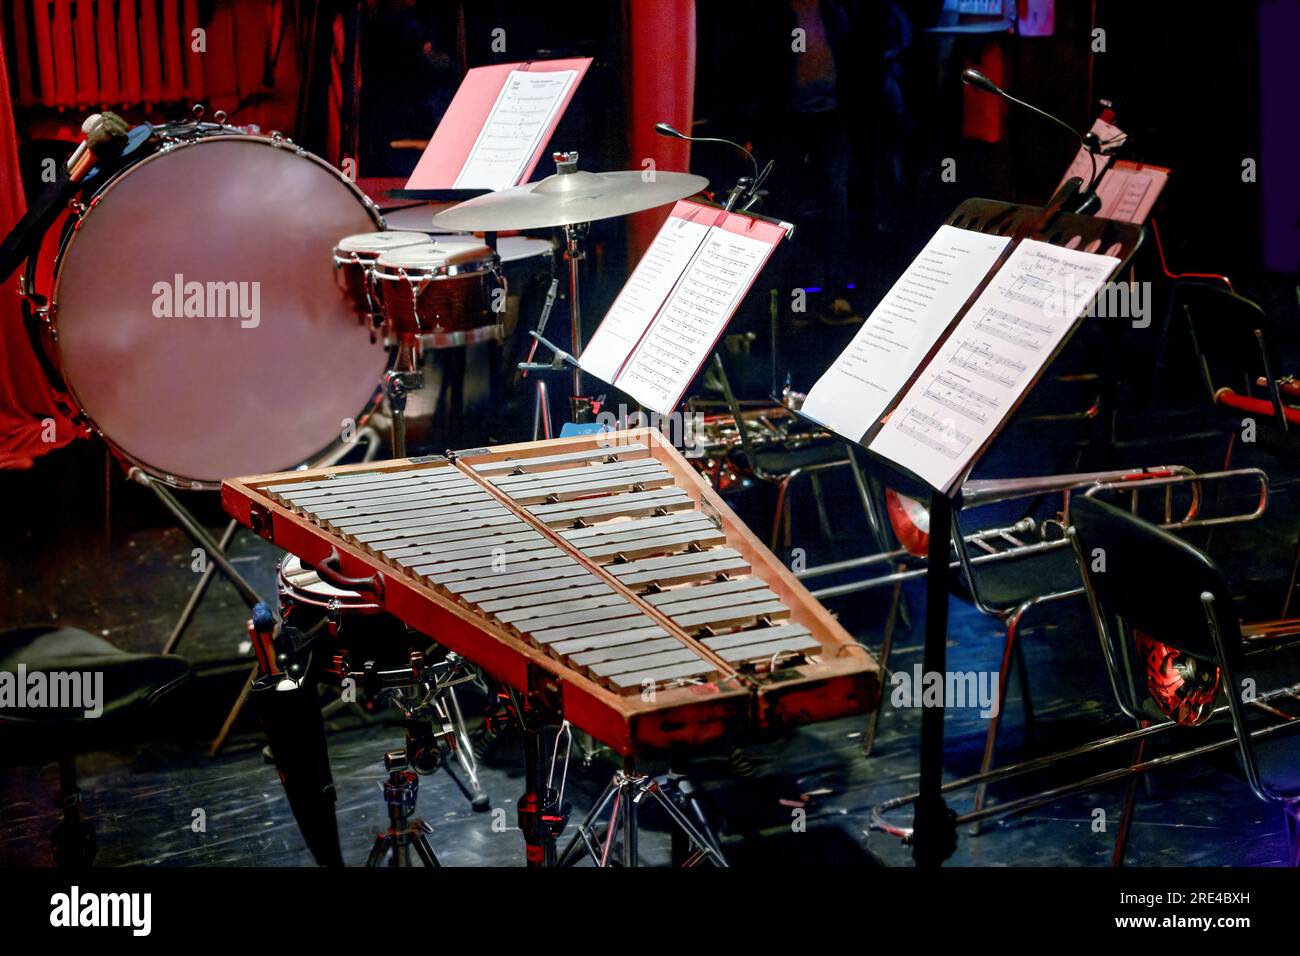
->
{"left": 822, "top": 180, "right": 1143, "bottom": 866}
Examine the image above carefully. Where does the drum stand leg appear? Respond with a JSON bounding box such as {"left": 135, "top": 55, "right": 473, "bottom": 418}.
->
{"left": 164, "top": 518, "right": 240, "bottom": 655}
{"left": 367, "top": 749, "right": 440, "bottom": 867}
{"left": 382, "top": 351, "right": 423, "bottom": 463}
{"left": 556, "top": 759, "right": 728, "bottom": 868}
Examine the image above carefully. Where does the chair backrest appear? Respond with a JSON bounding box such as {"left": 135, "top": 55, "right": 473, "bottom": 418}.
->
{"left": 1177, "top": 281, "right": 1280, "bottom": 416}
{"left": 1069, "top": 495, "right": 1243, "bottom": 665}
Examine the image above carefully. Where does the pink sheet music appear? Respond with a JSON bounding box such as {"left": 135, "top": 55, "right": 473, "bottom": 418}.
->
{"left": 405, "top": 58, "right": 592, "bottom": 191}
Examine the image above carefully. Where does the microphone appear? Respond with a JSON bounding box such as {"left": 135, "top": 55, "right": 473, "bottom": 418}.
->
{"left": 654, "top": 120, "right": 759, "bottom": 186}
{"left": 960, "top": 68, "right": 1100, "bottom": 196}
{"left": 960, "top": 68, "right": 1001, "bottom": 96}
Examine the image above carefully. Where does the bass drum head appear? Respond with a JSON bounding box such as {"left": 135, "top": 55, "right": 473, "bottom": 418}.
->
{"left": 51, "top": 135, "right": 389, "bottom": 486}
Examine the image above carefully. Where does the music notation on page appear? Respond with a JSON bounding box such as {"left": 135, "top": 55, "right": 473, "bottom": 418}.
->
{"left": 868, "top": 238, "right": 1119, "bottom": 492}
{"left": 801, "top": 224, "right": 1011, "bottom": 441}
{"left": 580, "top": 201, "right": 787, "bottom": 415}
{"left": 454, "top": 70, "right": 578, "bottom": 190}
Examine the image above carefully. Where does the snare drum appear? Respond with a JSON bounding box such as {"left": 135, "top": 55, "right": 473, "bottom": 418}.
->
{"left": 372, "top": 241, "right": 505, "bottom": 348}
{"left": 332, "top": 231, "right": 435, "bottom": 319}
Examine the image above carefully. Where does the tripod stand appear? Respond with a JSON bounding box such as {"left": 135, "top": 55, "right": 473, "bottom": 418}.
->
{"left": 557, "top": 760, "right": 728, "bottom": 867}
{"left": 368, "top": 748, "right": 440, "bottom": 867}
{"left": 364, "top": 654, "right": 489, "bottom": 866}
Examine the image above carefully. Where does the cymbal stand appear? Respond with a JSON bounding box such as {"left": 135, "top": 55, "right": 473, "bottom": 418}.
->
{"left": 519, "top": 278, "right": 561, "bottom": 439}
{"left": 562, "top": 218, "right": 591, "bottom": 420}
{"left": 556, "top": 758, "right": 728, "bottom": 867}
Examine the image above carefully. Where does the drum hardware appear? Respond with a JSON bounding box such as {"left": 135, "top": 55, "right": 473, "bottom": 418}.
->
{"left": 383, "top": 340, "right": 424, "bottom": 460}
{"left": 556, "top": 759, "right": 728, "bottom": 868}
{"left": 369, "top": 749, "right": 441, "bottom": 867}
{"left": 276, "top": 553, "right": 492, "bottom": 815}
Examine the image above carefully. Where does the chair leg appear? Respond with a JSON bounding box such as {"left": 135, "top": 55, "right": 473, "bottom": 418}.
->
{"left": 1012, "top": 635, "right": 1035, "bottom": 731}
{"left": 809, "top": 472, "right": 834, "bottom": 542}
{"left": 1285, "top": 801, "right": 1300, "bottom": 868}
{"left": 51, "top": 755, "right": 96, "bottom": 868}
{"left": 1110, "top": 729, "right": 1147, "bottom": 867}
{"left": 971, "top": 611, "right": 1024, "bottom": 834}
{"left": 863, "top": 564, "right": 906, "bottom": 757}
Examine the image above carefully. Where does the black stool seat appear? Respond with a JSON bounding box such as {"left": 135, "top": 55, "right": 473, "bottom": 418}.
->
{"left": 1, "top": 626, "right": 190, "bottom": 755}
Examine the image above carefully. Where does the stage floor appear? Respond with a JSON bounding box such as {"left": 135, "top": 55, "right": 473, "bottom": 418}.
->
{"left": 3, "top": 415, "right": 1298, "bottom": 867}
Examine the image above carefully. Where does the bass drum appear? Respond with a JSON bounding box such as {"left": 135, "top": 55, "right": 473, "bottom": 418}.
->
{"left": 41, "top": 130, "right": 390, "bottom": 488}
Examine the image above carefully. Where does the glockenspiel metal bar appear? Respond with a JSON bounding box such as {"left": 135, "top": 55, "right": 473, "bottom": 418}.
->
{"left": 528, "top": 615, "right": 664, "bottom": 645}
{"left": 672, "top": 599, "right": 789, "bottom": 630}
{"left": 326, "top": 498, "right": 506, "bottom": 536}
{"left": 515, "top": 599, "right": 647, "bottom": 634}
{"left": 580, "top": 528, "right": 727, "bottom": 561}
{"left": 445, "top": 561, "right": 590, "bottom": 596}
{"left": 547, "top": 626, "right": 672, "bottom": 655}
{"left": 529, "top": 487, "right": 695, "bottom": 526}
{"left": 468, "top": 443, "right": 649, "bottom": 475}
{"left": 606, "top": 659, "right": 717, "bottom": 691}
{"left": 303, "top": 482, "right": 492, "bottom": 519}
{"left": 271, "top": 466, "right": 465, "bottom": 502}
{"left": 453, "top": 564, "right": 595, "bottom": 601}
{"left": 495, "top": 591, "right": 628, "bottom": 626}
{"left": 589, "top": 647, "right": 705, "bottom": 679}
{"left": 609, "top": 549, "right": 751, "bottom": 587}
{"left": 490, "top": 462, "right": 674, "bottom": 504}
{"left": 643, "top": 577, "right": 770, "bottom": 609}
{"left": 569, "top": 637, "right": 686, "bottom": 668}
{"left": 262, "top": 463, "right": 455, "bottom": 497}
{"left": 414, "top": 551, "right": 576, "bottom": 584}
{"left": 712, "top": 635, "right": 821, "bottom": 663}
{"left": 478, "top": 581, "right": 616, "bottom": 616}
{"left": 379, "top": 527, "right": 546, "bottom": 562}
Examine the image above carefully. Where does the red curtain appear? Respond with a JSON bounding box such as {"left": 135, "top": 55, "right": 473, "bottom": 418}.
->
{"left": 626, "top": 0, "right": 695, "bottom": 260}
{"left": 0, "top": 31, "right": 76, "bottom": 470}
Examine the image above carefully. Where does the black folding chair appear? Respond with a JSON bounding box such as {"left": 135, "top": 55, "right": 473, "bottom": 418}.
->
{"left": 1070, "top": 495, "right": 1300, "bottom": 864}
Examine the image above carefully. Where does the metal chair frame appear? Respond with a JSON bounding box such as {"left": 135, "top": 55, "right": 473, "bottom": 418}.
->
{"left": 869, "top": 469, "right": 1291, "bottom": 862}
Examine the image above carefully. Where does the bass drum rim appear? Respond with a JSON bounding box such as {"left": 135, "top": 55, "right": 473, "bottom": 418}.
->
{"left": 44, "top": 131, "right": 391, "bottom": 490}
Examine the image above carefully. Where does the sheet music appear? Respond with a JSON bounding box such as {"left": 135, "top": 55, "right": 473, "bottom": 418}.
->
{"left": 453, "top": 69, "right": 578, "bottom": 190}
{"left": 1093, "top": 162, "right": 1169, "bottom": 224}
{"left": 801, "top": 225, "right": 1010, "bottom": 441}
{"left": 579, "top": 215, "right": 712, "bottom": 383}
{"left": 868, "top": 239, "right": 1119, "bottom": 492}
{"left": 616, "top": 227, "right": 776, "bottom": 414}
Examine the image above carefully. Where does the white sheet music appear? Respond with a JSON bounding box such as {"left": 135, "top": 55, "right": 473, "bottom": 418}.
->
{"left": 616, "top": 228, "right": 775, "bottom": 414}
{"left": 579, "top": 215, "right": 712, "bottom": 383}
{"left": 454, "top": 70, "right": 578, "bottom": 190}
{"left": 868, "top": 239, "right": 1119, "bottom": 492}
{"left": 801, "top": 225, "right": 1010, "bottom": 441}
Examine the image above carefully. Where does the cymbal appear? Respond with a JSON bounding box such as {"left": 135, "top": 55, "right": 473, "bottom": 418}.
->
{"left": 430, "top": 169, "right": 709, "bottom": 232}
